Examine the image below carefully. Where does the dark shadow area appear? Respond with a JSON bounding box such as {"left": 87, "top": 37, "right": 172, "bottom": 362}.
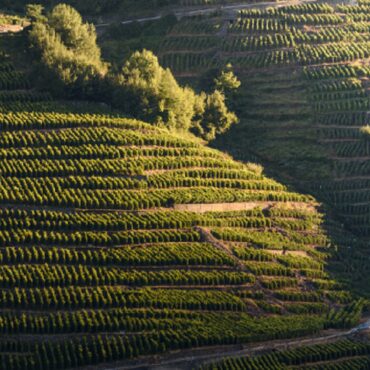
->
{"left": 212, "top": 130, "right": 370, "bottom": 299}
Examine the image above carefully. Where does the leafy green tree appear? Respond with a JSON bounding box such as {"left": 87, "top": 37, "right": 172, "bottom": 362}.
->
{"left": 47, "top": 4, "right": 103, "bottom": 64}
{"left": 192, "top": 90, "right": 239, "bottom": 141}
{"left": 26, "top": 4, "right": 47, "bottom": 23}
{"left": 27, "top": 5, "right": 238, "bottom": 139}
{"left": 113, "top": 50, "right": 238, "bottom": 137}
{"left": 28, "top": 3, "right": 108, "bottom": 97}
{"left": 214, "top": 65, "right": 241, "bottom": 93}
{"left": 113, "top": 49, "right": 197, "bottom": 131}
{"left": 213, "top": 64, "right": 241, "bottom": 114}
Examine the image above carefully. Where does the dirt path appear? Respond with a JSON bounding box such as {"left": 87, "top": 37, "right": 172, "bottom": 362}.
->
{"left": 0, "top": 24, "right": 23, "bottom": 34}
{"left": 0, "top": 200, "right": 317, "bottom": 215}
{"left": 332, "top": 156, "right": 370, "bottom": 161}
{"left": 80, "top": 318, "right": 370, "bottom": 370}
{"left": 95, "top": 0, "right": 316, "bottom": 28}
{"left": 196, "top": 226, "right": 246, "bottom": 270}
{"left": 174, "top": 201, "right": 317, "bottom": 213}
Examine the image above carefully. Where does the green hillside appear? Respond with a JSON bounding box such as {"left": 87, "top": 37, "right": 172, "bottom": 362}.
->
{"left": 139, "top": 1, "right": 370, "bottom": 230}
{"left": 105, "top": 1, "right": 370, "bottom": 293}
{"left": 0, "top": 29, "right": 367, "bottom": 369}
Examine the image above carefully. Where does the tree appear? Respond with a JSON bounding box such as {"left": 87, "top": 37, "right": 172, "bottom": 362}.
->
{"left": 27, "top": 5, "right": 239, "bottom": 139}
{"left": 192, "top": 90, "right": 238, "bottom": 141}
{"left": 113, "top": 49, "right": 197, "bottom": 131}
{"left": 215, "top": 67, "right": 241, "bottom": 93}
{"left": 26, "top": 4, "right": 47, "bottom": 23}
{"left": 113, "top": 50, "right": 238, "bottom": 138}
{"left": 47, "top": 4, "right": 103, "bottom": 64}
{"left": 28, "top": 3, "right": 108, "bottom": 97}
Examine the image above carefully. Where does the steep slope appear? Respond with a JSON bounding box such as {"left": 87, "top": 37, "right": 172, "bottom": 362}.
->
{"left": 143, "top": 1, "right": 370, "bottom": 294}
{"left": 0, "top": 37, "right": 365, "bottom": 369}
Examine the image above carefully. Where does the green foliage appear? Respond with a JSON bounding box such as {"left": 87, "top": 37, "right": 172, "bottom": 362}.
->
{"left": 28, "top": 3, "right": 108, "bottom": 97}
{"left": 0, "top": 4, "right": 368, "bottom": 368}
{"left": 192, "top": 90, "right": 239, "bottom": 140}
{"left": 0, "top": 12, "right": 27, "bottom": 26}
{"left": 360, "top": 125, "right": 370, "bottom": 137}
{"left": 25, "top": 4, "right": 46, "bottom": 23}
{"left": 27, "top": 4, "right": 238, "bottom": 138}
{"left": 113, "top": 49, "right": 198, "bottom": 131}
{"left": 112, "top": 49, "right": 238, "bottom": 136}
{"left": 214, "top": 64, "right": 241, "bottom": 93}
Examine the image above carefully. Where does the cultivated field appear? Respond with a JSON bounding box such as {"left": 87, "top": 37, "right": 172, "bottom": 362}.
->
{"left": 145, "top": 0, "right": 370, "bottom": 295}
{"left": 0, "top": 33, "right": 366, "bottom": 369}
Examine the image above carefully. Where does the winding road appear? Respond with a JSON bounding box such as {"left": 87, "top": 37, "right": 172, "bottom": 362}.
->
{"left": 95, "top": 0, "right": 316, "bottom": 27}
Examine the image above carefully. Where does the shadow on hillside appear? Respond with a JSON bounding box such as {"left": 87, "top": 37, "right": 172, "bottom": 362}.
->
{"left": 211, "top": 132, "right": 370, "bottom": 300}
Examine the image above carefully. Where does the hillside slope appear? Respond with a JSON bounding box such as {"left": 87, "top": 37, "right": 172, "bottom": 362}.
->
{"left": 151, "top": 2, "right": 370, "bottom": 225}
{"left": 0, "top": 35, "right": 365, "bottom": 369}
{"left": 130, "top": 1, "right": 370, "bottom": 294}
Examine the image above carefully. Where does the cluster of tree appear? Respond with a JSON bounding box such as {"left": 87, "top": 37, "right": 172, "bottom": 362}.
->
{"left": 28, "top": 4, "right": 108, "bottom": 96}
{"left": 27, "top": 4, "right": 240, "bottom": 140}
{"left": 112, "top": 49, "right": 239, "bottom": 138}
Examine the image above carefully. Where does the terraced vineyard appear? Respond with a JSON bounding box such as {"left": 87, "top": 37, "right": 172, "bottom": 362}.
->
{"left": 201, "top": 337, "right": 370, "bottom": 370}
{"left": 0, "top": 34, "right": 366, "bottom": 369}
{"left": 154, "top": 1, "right": 370, "bottom": 294}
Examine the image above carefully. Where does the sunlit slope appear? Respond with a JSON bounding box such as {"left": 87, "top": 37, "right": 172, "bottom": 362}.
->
{"left": 1, "top": 114, "right": 358, "bottom": 369}
{"left": 0, "top": 41, "right": 364, "bottom": 370}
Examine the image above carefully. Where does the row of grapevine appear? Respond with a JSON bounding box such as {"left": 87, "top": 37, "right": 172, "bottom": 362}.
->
{"left": 0, "top": 71, "right": 30, "bottom": 90}
{"left": 200, "top": 338, "right": 370, "bottom": 369}
{"left": 0, "top": 264, "right": 253, "bottom": 288}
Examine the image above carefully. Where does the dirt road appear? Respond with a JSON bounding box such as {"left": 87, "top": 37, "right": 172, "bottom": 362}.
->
{"left": 95, "top": 0, "right": 316, "bottom": 27}
{"left": 83, "top": 318, "right": 370, "bottom": 370}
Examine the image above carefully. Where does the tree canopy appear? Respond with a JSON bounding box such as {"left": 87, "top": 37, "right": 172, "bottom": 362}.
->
{"left": 214, "top": 64, "right": 241, "bottom": 93}
{"left": 27, "top": 4, "right": 239, "bottom": 140}
{"left": 28, "top": 3, "right": 108, "bottom": 96}
{"left": 113, "top": 50, "right": 239, "bottom": 138}
{"left": 192, "top": 90, "right": 239, "bottom": 141}
{"left": 113, "top": 50, "right": 198, "bottom": 131}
